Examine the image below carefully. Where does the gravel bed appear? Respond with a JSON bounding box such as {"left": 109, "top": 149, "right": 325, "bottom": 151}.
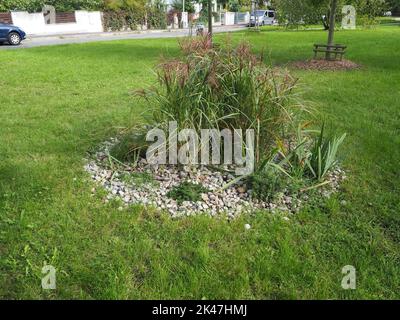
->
{"left": 84, "top": 139, "right": 346, "bottom": 218}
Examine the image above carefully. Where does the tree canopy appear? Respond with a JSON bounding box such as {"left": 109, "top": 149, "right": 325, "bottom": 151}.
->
{"left": 272, "top": 0, "right": 389, "bottom": 27}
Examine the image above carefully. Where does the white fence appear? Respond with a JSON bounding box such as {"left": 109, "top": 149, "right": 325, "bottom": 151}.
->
{"left": 11, "top": 10, "right": 103, "bottom": 36}
{"left": 234, "top": 12, "right": 250, "bottom": 24}
{"left": 221, "top": 12, "right": 250, "bottom": 26}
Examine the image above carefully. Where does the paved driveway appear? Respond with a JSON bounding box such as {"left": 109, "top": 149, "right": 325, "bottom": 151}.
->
{"left": 0, "top": 25, "right": 246, "bottom": 50}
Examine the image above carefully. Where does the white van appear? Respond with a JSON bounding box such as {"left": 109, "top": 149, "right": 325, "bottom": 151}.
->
{"left": 249, "top": 10, "right": 276, "bottom": 27}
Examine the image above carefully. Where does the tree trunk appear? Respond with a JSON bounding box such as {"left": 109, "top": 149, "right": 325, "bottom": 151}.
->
{"left": 208, "top": 0, "right": 213, "bottom": 42}
{"left": 326, "top": 0, "right": 338, "bottom": 60}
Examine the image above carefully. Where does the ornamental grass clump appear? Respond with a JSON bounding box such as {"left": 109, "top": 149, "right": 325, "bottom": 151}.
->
{"left": 135, "top": 36, "right": 305, "bottom": 165}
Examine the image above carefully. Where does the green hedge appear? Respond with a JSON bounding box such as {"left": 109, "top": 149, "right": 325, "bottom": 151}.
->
{"left": 0, "top": 0, "right": 103, "bottom": 12}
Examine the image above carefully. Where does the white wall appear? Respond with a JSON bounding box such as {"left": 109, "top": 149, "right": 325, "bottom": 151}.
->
{"left": 11, "top": 12, "right": 45, "bottom": 35}
{"left": 10, "top": 10, "right": 103, "bottom": 36}
{"left": 75, "top": 11, "right": 103, "bottom": 33}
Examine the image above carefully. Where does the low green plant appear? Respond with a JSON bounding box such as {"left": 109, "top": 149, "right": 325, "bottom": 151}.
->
{"left": 109, "top": 130, "right": 149, "bottom": 163}
{"left": 121, "top": 172, "right": 158, "bottom": 186}
{"left": 306, "top": 124, "right": 346, "bottom": 182}
{"left": 249, "top": 166, "right": 286, "bottom": 202}
{"left": 248, "top": 122, "right": 346, "bottom": 195}
{"left": 247, "top": 144, "right": 306, "bottom": 201}
{"left": 275, "top": 123, "right": 311, "bottom": 179}
{"left": 167, "top": 181, "right": 209, "bottom": 204}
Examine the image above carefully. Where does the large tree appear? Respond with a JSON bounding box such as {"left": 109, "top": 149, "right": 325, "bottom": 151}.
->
{"left": 273, "top": 0, "right": 388, "bottom": 28}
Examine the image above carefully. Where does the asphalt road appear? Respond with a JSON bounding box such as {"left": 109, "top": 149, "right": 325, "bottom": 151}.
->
{"left": 0, "top": 25, "right": 247, "bottom": 50}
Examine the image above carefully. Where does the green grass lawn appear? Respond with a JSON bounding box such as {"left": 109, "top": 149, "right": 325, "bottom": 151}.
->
{"left": 0, "top": 26, "right": 399, "bottom": 299}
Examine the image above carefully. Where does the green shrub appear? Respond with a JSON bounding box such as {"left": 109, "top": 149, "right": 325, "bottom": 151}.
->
{"left": 358, "top": 15, "right": 380, "bottom": 28}
{"left": 102, "top": 0, "right": 166, "bottom": 31}
{"left": 167, "top": 181, "right": 209, "bottom": 204}
{"left": 103, "top": 9, "right": 146, "bottom": 31}
{"left": 121, "top": 171, "right": 158, "bottom": 186}
{"left": 147, "top": 0, "right": 167, "bottom": 30}
{"left": 228, "top": 0, "right": 241, "bottom": 12}
{"left": 103, "top": 10, "right": 126, "bottom": 31}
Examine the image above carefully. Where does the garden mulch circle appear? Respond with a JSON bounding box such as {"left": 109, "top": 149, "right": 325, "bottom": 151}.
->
{"left": 290, "top": 59, "right": 361, "bottom": 71}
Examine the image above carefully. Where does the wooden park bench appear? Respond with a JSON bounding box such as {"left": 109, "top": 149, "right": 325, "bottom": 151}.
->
{"left": 313, "top": 43, "right": 347, "bottom": 61}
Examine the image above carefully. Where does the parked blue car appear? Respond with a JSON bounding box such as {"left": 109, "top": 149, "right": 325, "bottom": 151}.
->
{"left": 0, "top": 23, "right": 26, "bottom": 45}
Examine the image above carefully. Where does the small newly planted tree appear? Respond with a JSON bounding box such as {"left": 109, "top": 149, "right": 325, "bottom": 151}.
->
{"left": 208, "top": 0, "right": 213, "bottom": 40}
{"left": 273, "top": 0, "right": 340, "bottom": 60}
{"left": 273, "top": 0, "right": 331, "bottom": 28}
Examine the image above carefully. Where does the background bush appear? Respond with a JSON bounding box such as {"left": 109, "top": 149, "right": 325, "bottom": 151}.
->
{"left": 102, "top": 0, "right": 167, "bottom": 31}
{"left": 147, "top": 0, "right": 167, "bottom": 29}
